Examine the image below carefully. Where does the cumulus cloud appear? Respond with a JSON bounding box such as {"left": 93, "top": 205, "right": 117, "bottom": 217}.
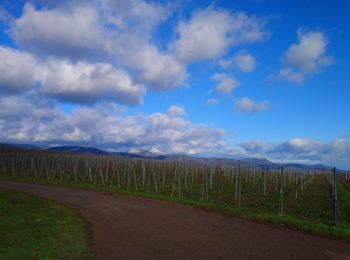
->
{"left": 282, "top": 30, "right": 332, "bottom": 72}
{"left": 10, "top": 1, "right": 186, "bottom": 92}
{"left": 5, "top": 0, "right": 189, "bottom": 101}
{"left": 100, "top": 0, "right": 169, "bottom": 33}
{"left": 219, "top": 51, "right": 256, "bottom": 72}
{"left": 122, "top": 44, "right": 188, "bottom": 91}
{"left": 0, "top": 95, "right": 69, "bottom": 142}
{"left": 211, "top": 73, "right": 239, "bottom": 94}
{"left": 206, "top": 98, "right": 220, "bottom": 105}
{"left": 0, "top": 46, "right": 146, "bottom": 105}
{"left": 271, "top": 29, "right": 333, "bottom": 83}
{"left": 6, "top": 2, "right": 269, "bottom": 97}
{"left": 0, "top": 94, "right": 349, "bottom": 167}
{"left": 167, "top": 105, "right": 186, "bottom": 117}
{"left": 172, "top": 9, "right": 268, "bottom": 63}
{"left": 271, "top": 68, "right": 304, "bottom": 84}
{"left": 0, "top": 46, "right": 39, "bottom": 94}
{"left": 0, "top": 96, "right": 36, "bottom": 120}
{"left": 98, "top": 1, "right": 187, "bottom": 91}
{"left": 234, "top": 97, "right": 269, "bottom": 113}
{"left": 41, "top": 59, "right": 145, "bottom": 105}
{"left": 0, "top": 97, "right": 226, "bottom": 155}
{"left": 12, "top": 3, "right": 107, "bottom": 60}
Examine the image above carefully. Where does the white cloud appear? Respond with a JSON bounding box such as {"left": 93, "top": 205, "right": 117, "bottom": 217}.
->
{"left": 11, "top": 1, "right": 187, "bottom": 92}
{"left": 234, "top": 97, "right": 269, "bottom": 113}
{"left": 12, "top": 3, "right": 107, "bottom": 60}
{"left": 0, "top": 46, "right": 39, "bottom": 94}
{"left": 282, "top": 29, "right": 332, "bottom": 72}
{"left": 233, "top": 52, "right": 256, "bottom": 72}
{"left": 122, "top": 44, "right": 188, "bottom": 91}
{"left": 0, "top": 94, "right": 349, "bottom": 168}
{"left": 286, "top": 138, "right": 321, "bottom": 151}
{"left": 0, "top": 96, "right": 35, "bottom": 119}
{"left": 211, "top": 73, "right": 239, "bottom": 94}
{"left": 206, "top": 98, "right": 220, "bottom": 105}
{"left": 266, "top": 138, "right": 323, "bottom": 162}
{"left": 271, "top": 29, "right": 333, "bottom": 83}
{"left": 237, "top": 137, "right": 350, "bottom": 168}
{"left": 172, "top": 9, "right": 268, "bottom": 63}
{"left": 0, "top": 45, "right": 146, "bottom": 105}
{"left": 272, "top": 68, "right": 304, "bottom": 84}
{"left": 100, "top": 0, "right": 169, "bottom": 33}
{"left": 331, "top": 138, "right": 350, "bottom": 153}
{"left": 41, "top": 59, "right": 145, "bottom": 105}
{"left": 219, "top": 51, "right": 256, "bottom": 72}
{"left": 167, "top": 105, "right": 186, "bottom": 117}
{"left": 0, "top": 96, "right": 226, "bottom": 155}
{"left": 217, "top": 59, "right": 231, "bottom": 69}
{"left": 265, "top": 137, "right": 350, "bottom": 166}
{"left": 7, "top": 0, "right": 188, "bottom": 100}
{"left": 0, "top": 95, "right": 69, "bottom": 142}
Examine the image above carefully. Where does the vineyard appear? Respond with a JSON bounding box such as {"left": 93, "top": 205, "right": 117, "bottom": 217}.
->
{"left": 1, "top": 147, "right": 349, "bottom": 231}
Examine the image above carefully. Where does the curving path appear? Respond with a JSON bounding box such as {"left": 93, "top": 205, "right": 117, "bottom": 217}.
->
{"left": 0, "top": 180, "right": 349, "bottom": 260}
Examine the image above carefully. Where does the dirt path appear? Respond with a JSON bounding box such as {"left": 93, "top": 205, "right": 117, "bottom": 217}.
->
{"left": 0, "top": 180, "right": 349, "bottom": 260}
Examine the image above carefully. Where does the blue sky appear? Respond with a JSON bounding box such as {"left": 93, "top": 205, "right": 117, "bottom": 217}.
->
{"left": 0, "top": 0, "right": 349, "bottom": 168}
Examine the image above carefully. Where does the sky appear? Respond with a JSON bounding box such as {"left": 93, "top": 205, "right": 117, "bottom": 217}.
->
{"left": 0, "top": 0, "right": 349, "bottom": 169}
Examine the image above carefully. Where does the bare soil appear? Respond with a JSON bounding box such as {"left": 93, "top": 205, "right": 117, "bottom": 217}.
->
{"left": 1, "top": 180, "right": 349, "bottom": 260}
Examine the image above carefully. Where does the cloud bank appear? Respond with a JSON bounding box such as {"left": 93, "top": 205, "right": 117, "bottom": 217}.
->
{"left": 0, "top": 94, "right": 348, "bottom": 167}
{"left": 237, "top": 138, "right": 350, "bottom": 168}
{"left": 0, "top": 95, "right": 225, "bottom": 155}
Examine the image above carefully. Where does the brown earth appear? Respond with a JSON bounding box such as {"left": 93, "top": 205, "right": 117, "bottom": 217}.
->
{"left": 0, "top": 180, "right": 349, "bottom": 260}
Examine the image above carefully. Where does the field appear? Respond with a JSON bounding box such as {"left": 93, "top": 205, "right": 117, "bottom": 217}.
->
{"left": 0, "top": 188, "right": 91, "bottom": 259}
{"left": 1, "top": 147, "right": 349, "bottom": 241}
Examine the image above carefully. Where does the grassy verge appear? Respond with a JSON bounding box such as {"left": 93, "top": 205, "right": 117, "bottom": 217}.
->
{"left": 1, "top": 176, "right": 350, "bottom": 242}
{"left": 337, "top": 182, "right": 350, "bottom": 225}
{"left": 0, "top": 188, "right": 91, "bottom": 259}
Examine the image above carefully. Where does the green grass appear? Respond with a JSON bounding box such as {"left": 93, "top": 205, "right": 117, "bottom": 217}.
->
{"left": 1, "top": 175, "right": 350, "bottom": 243}
{"left": 337, "top": 182, "right": 350, "bottom": 225}
{"left": 287, "top": 176, "right": 333, "bottom": 225}
{"left": 0, "top": 188, "right": 91, "bottom": 259}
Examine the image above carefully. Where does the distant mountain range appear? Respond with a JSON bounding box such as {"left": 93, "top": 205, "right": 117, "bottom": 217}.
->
{"left": 0, "top": 143, "right": 330, "bottom": 170}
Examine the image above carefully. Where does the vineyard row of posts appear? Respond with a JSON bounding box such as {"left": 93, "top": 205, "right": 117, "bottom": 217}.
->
{"left": 0, "top": 148, "right": 348, "bottom": 224}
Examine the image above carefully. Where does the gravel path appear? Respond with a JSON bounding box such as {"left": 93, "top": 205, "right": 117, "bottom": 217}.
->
{"left": 1, "top": 180, "right": 349, "bottom": 259}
